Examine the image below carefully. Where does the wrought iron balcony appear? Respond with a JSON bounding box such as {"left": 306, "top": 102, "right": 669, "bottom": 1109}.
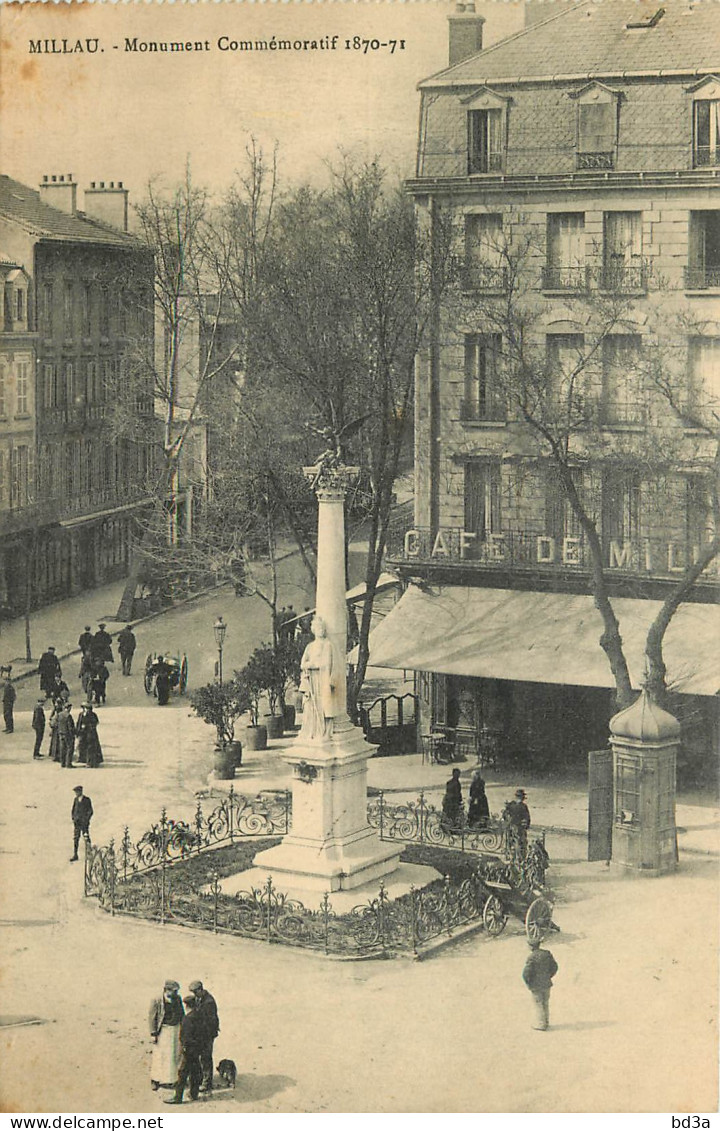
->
{"left": 459, "top": 397, "right": 506, "bottom": 423}
{"left": 576, "top": 152, "right": 614, "bottom": 170}
{"left": 598, "top": 399, "right": 648, "bottom": 426}
{"left": 541, "top": 265, "right": 590, "bottom": 292}
{"left": 597, "top": 262, "right": 649, "bottom": 293}
{"left": 684, "top": 265, "right": 720, "bottom": 289}
{"left": 458, "top": 264, "right": 508, "bottom": 293}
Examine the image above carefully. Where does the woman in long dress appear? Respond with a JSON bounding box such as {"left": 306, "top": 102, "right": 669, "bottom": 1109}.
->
{"left": 298, "top": 617, "right": 340, "bottom": 742}
{"left": 76, "top": 702, "right": 104, "bottom": 767}
{"left": 149, "top": 981, "right": 184, "bottom": 1091}
{"left": 48, "top": 701, "right": 62, "bottom": 763}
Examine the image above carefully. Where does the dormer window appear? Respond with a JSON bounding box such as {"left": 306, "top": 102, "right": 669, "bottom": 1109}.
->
{"left": 3, "top": 268, "right": 29, "bottom": 332}
{"left": 571, "top": 82, "right": 620, "bottom": 171}
{"left": 462, "top": 87, "right": 509, "bottom": 175}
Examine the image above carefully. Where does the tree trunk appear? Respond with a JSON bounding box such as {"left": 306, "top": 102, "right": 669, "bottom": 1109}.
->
{"left": 644, "top": 535, "right": 720, "bottom": 707}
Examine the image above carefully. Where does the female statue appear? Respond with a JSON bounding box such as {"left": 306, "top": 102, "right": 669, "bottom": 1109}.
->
{"left": 298, "top": 617, "right": 341, "bottom": 742}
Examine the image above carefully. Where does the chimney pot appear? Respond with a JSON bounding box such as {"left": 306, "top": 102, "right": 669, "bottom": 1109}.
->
{"left": 448, "top": 3, "right": 485, "bottom": 66}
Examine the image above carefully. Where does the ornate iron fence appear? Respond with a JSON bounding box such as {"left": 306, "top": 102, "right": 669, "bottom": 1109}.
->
{"left": 368, "top": 790, "right": 507, "bottom": 856}
{"left": 84, "top": 786, "right": 291, "bottom": 896}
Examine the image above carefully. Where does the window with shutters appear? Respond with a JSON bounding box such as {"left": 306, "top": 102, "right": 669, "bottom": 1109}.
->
{"left": 547, "top": 334, "right": 587, "bottom": 414}
{"left": 463, "top": 334, "right": 504, "bottom": 421}
{"left": 10, "top": 445, "right": 30, "bottom": 509}
{"left": 463, "top": 214, "right": 505, "bottom": 291}
{"left": 42, "top": 284, "right": 54, "bottom": 336}
{"left": 692, "top": 82, "right": 720, "bottom": 167}
{"left": 601, "top": 467, "right": 641, "bottom": 548}
{"left": 43, "top": 364, "right": 56, "bottom": 410}
{"left": 573, "top": 83, "right": 619, "bottom": 170}
{"left": 601, "top": 335, "right": 645, "bottom": 425}
{"left": 464, "top": 461, "right": 502, "bottom": 558}
{"left": 544, "top": 214, "right": 586, "bottom": 291}
{"left": 602, "top": 212, "right": 646, "bottom": 292}
{"left": 468, "top": 109, "right": 503, "bottom": 173}
{"left": 0, "top": 450, "right": 5, "bottom": 508}
{"left": 688, "top": 336, "right": 720, "bottom": 413}
{"left": 16, "top": 361, "right": 29, "bottom": 415}
{"left": 63, "top": 283, "right": 75, "bottom": 339}
{"left": 686, "top": 212, "right": 720, "bottom": 289}
{"left": 0, "top": 363, "right": 5, "bottom": 418}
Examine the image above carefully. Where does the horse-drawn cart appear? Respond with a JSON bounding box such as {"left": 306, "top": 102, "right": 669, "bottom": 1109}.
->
{"left": 479, "top": 840, "right": 556, "bottom": 941}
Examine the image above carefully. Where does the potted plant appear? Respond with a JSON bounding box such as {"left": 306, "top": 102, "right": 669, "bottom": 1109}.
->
{"left": 234, "top": 664, "right": 268, "bottom": 752}
{"left": 245, "top": 644, "right": 286, "bottom": 739}
{"left": 275, "top": 638, "right": 303, "bottom": 730}
{"left": 190, "top": 679, "right": 249, "bottom": 778}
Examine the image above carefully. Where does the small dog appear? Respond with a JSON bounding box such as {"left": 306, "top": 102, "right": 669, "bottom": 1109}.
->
{"left": 216, "top": 1059, "right": 237, "bottom": 1089}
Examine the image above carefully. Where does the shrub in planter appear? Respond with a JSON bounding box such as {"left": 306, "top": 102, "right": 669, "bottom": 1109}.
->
{"left": 234, "top": 666, "right": 267, "bottom": 750}
{"left": 190, "top": 679, "right": 250, "bottom": 751}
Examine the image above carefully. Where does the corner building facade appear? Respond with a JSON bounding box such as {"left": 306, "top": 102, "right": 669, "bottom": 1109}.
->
{"left": 383, "top": 1, "right": 720, "bottom": 784}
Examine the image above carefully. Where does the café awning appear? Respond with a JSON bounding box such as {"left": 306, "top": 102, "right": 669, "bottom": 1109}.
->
{"left": 359, "top": 584, "right": 720, "bottom": 697}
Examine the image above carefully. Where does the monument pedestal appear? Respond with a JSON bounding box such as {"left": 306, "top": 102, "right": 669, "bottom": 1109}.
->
{"left": 251, "top": 720, "right": 401, "bottom": 891}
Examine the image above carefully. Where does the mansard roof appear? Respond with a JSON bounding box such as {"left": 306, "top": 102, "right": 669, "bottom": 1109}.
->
{"left": 421, "top": 0, "right": 720, "bottom": 89}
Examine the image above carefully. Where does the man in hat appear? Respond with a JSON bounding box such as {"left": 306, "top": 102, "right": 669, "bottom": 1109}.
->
{"left": 32, "top": 698, "right": 46, "bottom": 758}
{"left": 92, "top": 623, "right": 113, "bottom": 665}
{"left": 166, "top": 994, "right": 204, "bottom": 1104}
{"left": 78, "top": 626, "right": 94, "bottom": 657}
{"left": 58, "top": 702, "right": 76, "bottom": 768}
{"left": 3, "top": 671, "right": 16, "bottom": 733}
{"left": 188, "top": 981, "right": 220, "bottom": 1093}
{"left": 117, "top": 624, "right": 137, "bottom": 676}
{"left": 70, "top": 784, "right": 93, "bottom": 861}
{"left": 522, "top": 938, "right": 559, "bottom": 1030}
{"left": 38, "top": 646, "right": 61, "bottom": 697}
{"left": 504, "top": 788, "right": 531, "bottom": 861}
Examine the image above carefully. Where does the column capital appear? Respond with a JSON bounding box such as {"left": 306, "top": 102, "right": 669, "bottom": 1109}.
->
{"left": 303, "top": 463, "right": 360, "bottom": 500}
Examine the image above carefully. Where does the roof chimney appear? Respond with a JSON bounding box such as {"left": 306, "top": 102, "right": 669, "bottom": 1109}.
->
{"left": 83, "top": 180, "right": 129, "bottom": 232}
{"left": 38, "top": 173, "right": 78, "bottom": 216}
{"left": 448, "top": 0, "right": 485, "bottom": 67}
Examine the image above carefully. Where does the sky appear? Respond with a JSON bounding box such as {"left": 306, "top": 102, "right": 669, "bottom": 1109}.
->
{"left": 2, "top": 0, "right": 528, "bottom": 202}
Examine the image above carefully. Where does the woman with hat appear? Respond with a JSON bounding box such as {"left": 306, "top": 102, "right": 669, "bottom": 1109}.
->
{"left": 76, "top": 701, "right": 103, "bottom": 768}
{"left": 468, "top": 770, "right": 490, "bottom": 827}
{"left": 149, "top": 980, "right": 185, "bottom": 1092}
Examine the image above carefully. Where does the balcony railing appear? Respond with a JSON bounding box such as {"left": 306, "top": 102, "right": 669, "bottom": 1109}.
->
{"left": 541, "top": 266, "right": 590, "bottom": 292}
{"left": 576, "top": 152, "right": 614, "bottom": 170}
{"left": 684, "top": 265, "right": 720, "bottom": 289}
{"left": 693, "top": 146, "right": 720, "bottom": 168}
{"left": 598, "top": 263, "right": 649, "bottom": 293}
{"left": 458, "top": 264, "right": 508, "bottom": 293}
{"left": 386, "top": 524, "right": 720, "bottom": 584}
{"left": 468, "top": 152, "right": 504, "bottom": 175}
{"left": 459, "top": 397, "right": 506, "bottom": 423}
{"left": 598, "top": 399, "right": 648, "bottom": 426}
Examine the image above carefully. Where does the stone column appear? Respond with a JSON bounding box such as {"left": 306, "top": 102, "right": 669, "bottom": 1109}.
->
{"left": 250, "top": 462, "right": 400, "bottom": 892}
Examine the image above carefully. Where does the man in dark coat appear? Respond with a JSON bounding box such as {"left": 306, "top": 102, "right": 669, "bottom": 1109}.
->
{"left": 58, "top": 702, "right": 76, "bottom": 768}
{"left": 117, "top": 624, "right": 136, "bottom": 676}
{"left": 522, "top": 939, "right": 559, "bottom": 1030}
{"left": 38, "top": 646, "right": 61, "bottom": 697}
{"left": 32, "top": 698, "right": 46, "bottom": 758}
{"left": 52, "top": 673, "right": 70, "bottom": 703}
{"left": 92, "top": 623, "right": 114, "bottom": 664}
{"left": 505, "top": 788, "right": 531, "bottom": 861}
{"left": 78, "top": 626, "right": 94, "bottom": 655}
{"left": 70, "top": 784, "right": 92, "bottom": 861}
{"left": 166, "top": 995, "right": 204, "bottom": 1104}
{"left": 188, "top": 981, "right": 220, "bottom": 1093}
{"left": 152, "top": 655, "right": 172, "bottom": 706}
{"left": 91, "top": 662, "right": 109, "bottom": 706}
{"left": 3, "top": 675, "right": 16, "bottom": 733}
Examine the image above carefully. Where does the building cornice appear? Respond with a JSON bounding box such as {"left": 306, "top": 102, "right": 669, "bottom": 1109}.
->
{"left": 406, "top": 168, "right": 720, "bottom": 197}
{"left": 419, "top": 68, "right": 720, "bottom": 92}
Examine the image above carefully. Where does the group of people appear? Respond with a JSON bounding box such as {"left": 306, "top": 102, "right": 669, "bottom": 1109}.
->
{"left": 149, "top": 980, "right": 220, "bottom": 1104}
{"left": 37, "top": 697, "right": 104, "bottom": 768}
{"left": 441, "top": 767, "right": 492, "bottom": 829}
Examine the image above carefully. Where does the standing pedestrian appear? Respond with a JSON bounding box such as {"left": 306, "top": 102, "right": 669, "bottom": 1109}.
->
{"left": 441, "top": 767, "right": 463, "bottom": 828}
{"left": 92, "top": 623, "right": 114, "bottom": 665}
{"left": 49, "top": 700, "right": 62, "bottom": 763}
{"left": 187, "top": 981, "right": 219, "bottom": 1093}
{"left": 149, "top": 980, "right": 185, "bottom": 1093}
{"left": 79, "top": 651, "right": 94, "bottom": 698}
{"left": 69, "top": 784, "right": 92, "bottom": 861}
{"left": 117, "top": 624, "right": 136, "bottom": 676}
{"left": 32, "top": 698, "right": 46, "bottom": 758}
{"left": 504, "top": 788, "right": 531, "bottom": 862}
{"left": 522, "top": 939, "right": 559, "bottom": 1031}
{"left": 152, "top": 656, "right": 172, "bottom": 706}
{"left": 78, "top": 626, "right": 94, "bottom": 655}
{"left": 91, "top": 661, "right": 109, "bottom": 705}
{"left": 76, "top": 701, "right": 103, "bottom": 768}
{"left": 58, "top": 702, "right": 76, "bottom": 768}
{"left": 37, "top": 646, "right": 61, "bottom": 698}
{"left": 52, "top": 673, "right": 70, "bottom": 703}
{"left": 166, "top": 995, "right": 203, "bottom": 1104}
{"left": 468, "top": 770, "right": 490, "bottom": 827}
{"left": 3, "top": 673, "right": 16, "bottom": 733}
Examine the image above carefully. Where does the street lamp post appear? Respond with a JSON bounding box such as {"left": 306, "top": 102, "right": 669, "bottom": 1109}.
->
{"left": 214, "top": 616, "right": 227, "bottom": 684}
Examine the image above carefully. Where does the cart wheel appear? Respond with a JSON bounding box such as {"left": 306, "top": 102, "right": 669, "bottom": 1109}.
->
{"left": 143, "top": 655, "right": 154, "bottom": 696}
{"left": 482, "top": 893, "right": 508, "bottom": 937}
{"left": 525, "top": 897, "right": 554, "bottom": 942}
{"left": 179, "top": 655, "right": 188, "bottom": 694}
